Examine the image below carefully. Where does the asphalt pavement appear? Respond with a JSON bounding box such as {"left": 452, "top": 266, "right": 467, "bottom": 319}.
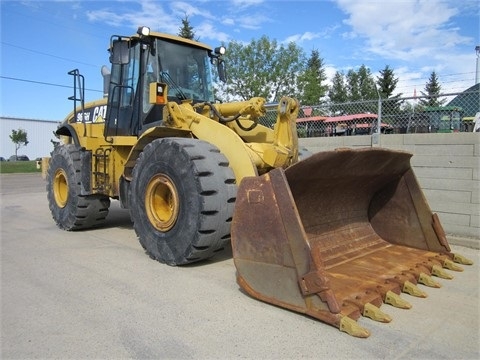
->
{"left": 1, "top": 173, "right": 479, "bottom": 359}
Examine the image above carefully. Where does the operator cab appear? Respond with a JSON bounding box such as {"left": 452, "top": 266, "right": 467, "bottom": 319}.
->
{"left": 105, "top": 26, "right": 225, "bottom": 137}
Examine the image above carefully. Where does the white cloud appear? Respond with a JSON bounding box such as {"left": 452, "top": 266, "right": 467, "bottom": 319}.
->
{"left": 335, "top": 0, "right": 472, "bottom": 62}
{"left": 222, "top": 18, "right": 235, "bottom": 26}
{"left": 195, "top": 22, "right": 231, "bottom": 43}
{"left": 170, "top": 2, "right": 215, "bottom": 20}
{"left": 231, "top": 0, "right": 265, "bottom": 8}
{"left": 331, "top": 0, "right": 477, "bottom": 94}
{"left": 85, "top": 0, "right": 178, "bottom": 33}
{"left": 84, "top": 0, "right": 254, "bottom": 43}
{"left": 284, "top": 31, "right": 321, "bottom": 44}
{"left": 234, "top": 13, "right": 271, "bottom": 30}
{"left": 86, "top": 9, "right": 127, "bottom": 27}
{"left": 323, "top": 64, "right": 339, "bottom": 87}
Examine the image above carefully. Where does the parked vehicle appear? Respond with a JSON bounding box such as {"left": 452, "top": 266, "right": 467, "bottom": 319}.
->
{"left": 8, "top": 155, "right": 30, "bottom": 161}
{"left": 45, "top": 26, "right": 473, "bottom": 338}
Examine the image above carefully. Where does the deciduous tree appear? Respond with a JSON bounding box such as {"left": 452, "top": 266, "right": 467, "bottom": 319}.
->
{"left": 217, "top": 36, "right": 305, "bottom": 102}
{"left": 9, "top": 128, "right": 28, "bottom": 158}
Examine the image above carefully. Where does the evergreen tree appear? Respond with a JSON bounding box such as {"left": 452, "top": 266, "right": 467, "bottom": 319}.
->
{"left": 328, "top": 65, "right": 377, "bottom": 114}
{"left": 419, "top": 71, "right": 445, "bottom": 107}
{"left": 377, "top": 65, "right": 403, "bottom": 113}
{"left": 297, "top": 49, "right": 328, "bottom": 106}
{"left": 376, "top": 65, "right": 400, "bottom": 98}
{"left": 346, "top": 69, "right": 361, "bottom": 101}
{"left": 329, "top": 65, "right": 377, "bottom": 103}
{"left": 354, "top": 65, "right": 377, "bottom": 100}
{"left": 178, "top": 15, "right": 197, "bottom": 40}
{"left": 328, "top": 71, "right": 348, "bottom": 103}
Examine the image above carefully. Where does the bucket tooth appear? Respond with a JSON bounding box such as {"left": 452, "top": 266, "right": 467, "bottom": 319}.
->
{"left": 418, "top": 273, "right": 441, "bottom": 288}
{"left": 403, "top": 281, "right": 428, "bottom": 298}
{"left": 384, "top": 290, "right": 412, "bottom": 309}
{"left": 432, "top": 265, "right": 454, "bottom": 279}
{"left": 339, "top": 316, "right": 370, "bottom": 338}
{"left": 363, "top": 303, "right": 392, "bottom": 323}
{"left": 443, "top": 259, "right": 464, "bottom": 272}
{"left": 453, "top": 253, "right": 473, "bottom": 265}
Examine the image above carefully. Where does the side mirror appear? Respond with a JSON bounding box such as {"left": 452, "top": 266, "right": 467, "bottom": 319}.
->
{"left": 109, "top": 39, "right": 129, "bottom": 65}
{"left": 217, "top": 59, "right": 226, "bottom": 83}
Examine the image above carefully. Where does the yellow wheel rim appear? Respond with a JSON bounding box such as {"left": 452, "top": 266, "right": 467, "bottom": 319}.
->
{"left": 145, "top": 174, "right": 179, "bottom": 232}
{"left": 53, "top": 168, "right": 69, "bottom": 208}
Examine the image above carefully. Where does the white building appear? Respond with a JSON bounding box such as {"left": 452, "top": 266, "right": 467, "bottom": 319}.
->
{"left": 1, "top": 116, "right": 60, "bottom": 160}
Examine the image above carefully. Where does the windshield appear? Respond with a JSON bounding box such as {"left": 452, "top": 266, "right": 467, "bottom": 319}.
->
{"left": 154, "top": 38, "right": 215, "bottom": 103}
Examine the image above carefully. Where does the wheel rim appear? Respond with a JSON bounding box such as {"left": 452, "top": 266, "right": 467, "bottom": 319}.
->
{"left": 145, "top": 174, "right": 179, "bottom": 232}
{"left": 53, "top": 168, "right": 69, "bottom": 208}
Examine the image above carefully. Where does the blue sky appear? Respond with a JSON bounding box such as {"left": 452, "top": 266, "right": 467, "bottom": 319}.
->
{"left": 1, "top": 0, "right": 478, "bottom": 121}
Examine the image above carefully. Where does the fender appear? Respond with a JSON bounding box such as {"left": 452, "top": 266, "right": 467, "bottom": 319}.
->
{"left": 167, "top": 101, "right": 259, "bottom": 183}
{"left": 122, "top": 126, "right": 192, "bottom": 181}
{"left": 55, "top": 124, "right": 80, "bottom": 146}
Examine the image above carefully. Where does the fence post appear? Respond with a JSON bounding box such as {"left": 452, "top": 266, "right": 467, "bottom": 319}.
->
{"left": 372, "top": 90, "right": 382, "bottom": 146}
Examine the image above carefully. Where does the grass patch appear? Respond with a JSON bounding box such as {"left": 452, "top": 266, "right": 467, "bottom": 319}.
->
{"left": 0, "top": 161, "right": 42, "bottom": 174}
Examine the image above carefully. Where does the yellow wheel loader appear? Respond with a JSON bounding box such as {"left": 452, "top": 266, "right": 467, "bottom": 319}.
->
{"left": 46, "top": 27, "right": 472, "bottom": 337}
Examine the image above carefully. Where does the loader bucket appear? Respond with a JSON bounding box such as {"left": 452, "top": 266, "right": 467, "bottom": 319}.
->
{"left": 231, "top": 148, "right": 472, "bottom": 337}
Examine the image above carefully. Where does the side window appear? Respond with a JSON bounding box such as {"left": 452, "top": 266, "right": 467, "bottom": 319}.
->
{"left": 186, "top": 55, "right": 201, "bottom": 95}
{"left": 105, "top": 44, "right": 140, "bottom": 136}
{"left": 123, "top": 45, "right": 140, "bottom": 108}
{"left": 143, "top": 54, "right": 157, "bottom": 114}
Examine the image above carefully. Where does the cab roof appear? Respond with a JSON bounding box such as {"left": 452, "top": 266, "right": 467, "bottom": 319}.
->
{"left": 134, "top": 31, "right": 213, "bottom": 52}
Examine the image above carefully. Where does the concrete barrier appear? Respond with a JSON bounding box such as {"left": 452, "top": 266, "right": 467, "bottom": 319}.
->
{"left": 300, "top": 133, "right": 480, "bottom": 246}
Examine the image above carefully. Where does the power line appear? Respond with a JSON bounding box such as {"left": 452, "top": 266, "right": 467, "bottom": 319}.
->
{"left": 1, "top": 42, "right": 99, "bottom": 68}
{"left": 0, "top": 75, "right": 103, "bottom": 93}
{"left": 396, "top": 76, "right": 475, "bottom": 91}
{"left": 440, "top": 71, "right": 475, "bottom": 78}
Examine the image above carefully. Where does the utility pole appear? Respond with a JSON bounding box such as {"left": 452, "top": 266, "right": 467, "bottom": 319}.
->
{"left": 476, "top": 45, "right": 480, "bottom": 85}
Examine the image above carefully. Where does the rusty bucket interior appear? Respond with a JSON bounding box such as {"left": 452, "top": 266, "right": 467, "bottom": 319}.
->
{"left": 231, "top": 148, "right": 473, "bottom": 337}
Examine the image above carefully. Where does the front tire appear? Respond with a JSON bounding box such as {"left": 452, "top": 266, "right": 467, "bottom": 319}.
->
{"left": 46, "top": 144, "right": 110, "bottom": 230}
{"left": 130, "top": 138, "right": 237, "bottom": 265}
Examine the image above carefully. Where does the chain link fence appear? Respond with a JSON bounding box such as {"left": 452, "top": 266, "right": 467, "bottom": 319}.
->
{"left": 261, "top": 89, "right": 480, "bottom": 137}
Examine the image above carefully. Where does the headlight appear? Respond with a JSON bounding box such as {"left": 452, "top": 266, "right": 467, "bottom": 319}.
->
{"left": 137, "top": 26, "right": 151, "bottom": 36}
{"left": 214, "top": 46, "right": 226, "bottom": 55}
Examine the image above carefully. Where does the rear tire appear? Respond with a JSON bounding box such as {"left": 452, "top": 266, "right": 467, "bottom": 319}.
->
{"left": 46, "top": 144, "right": 110, "bottom": 230}
{"left": 129, "top": 138, "right": 237, "bottom": 265}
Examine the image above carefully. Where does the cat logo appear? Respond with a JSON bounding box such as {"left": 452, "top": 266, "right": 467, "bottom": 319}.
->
{"left": 93, "top": 105, "right": 107, "bottom": 122}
